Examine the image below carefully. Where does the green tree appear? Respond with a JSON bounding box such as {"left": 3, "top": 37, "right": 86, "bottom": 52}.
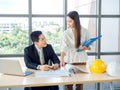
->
{"left": 0, "top": 26, "right": 28, "bottom": 54}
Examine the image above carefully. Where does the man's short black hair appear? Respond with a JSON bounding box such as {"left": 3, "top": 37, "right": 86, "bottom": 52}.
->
{"left": 30, "top": 31, "right": 42, "bottom": 42}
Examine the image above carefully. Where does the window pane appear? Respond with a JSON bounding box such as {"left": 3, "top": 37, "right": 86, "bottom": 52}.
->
{"left": 80, "top": 18, "right": 97, "bottom": 52}
{"left": 32, "top": 18, "right": 63, "bottom": 53}
{"left": 0, "top": 0, "right": 28, "bottom": 14}
{"left": 32, "top": 0, "right": 63, "bottom": 14}
{"left": 101, "top": 55, "right": 120, "bottom": 65}
{"left": 0, "top": 18, "right": 28, "bottom": 54}
{"left": 102, "top": 0, "right": 120, "bottom": 14}
{"left": 101, "top": 18, "right": 120, "bottom": 52}
{"left": 68, "top": 0, "right": 96, "bottom": 15}
{"left": 88, "top": 56, "right": 95, "bottom": 60}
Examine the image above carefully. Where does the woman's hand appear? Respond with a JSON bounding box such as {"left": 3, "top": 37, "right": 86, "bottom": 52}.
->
{"left": 60, "top": 52, "right": 66, "bottom": 67}
{"left": 79, "top": 45, "right": 91, "bottom": 51}
{"left": 60, "top": 58, "right": 65, "bottom": 67}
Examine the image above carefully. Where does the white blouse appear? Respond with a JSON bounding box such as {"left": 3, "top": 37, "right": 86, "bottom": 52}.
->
{"left": 60, "top": 27, "right": 90, "bottom": 63}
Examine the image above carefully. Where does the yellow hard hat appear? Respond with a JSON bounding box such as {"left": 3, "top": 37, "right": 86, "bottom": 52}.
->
{"left": 89, "top": 59, "right": 106, "bottom": 73}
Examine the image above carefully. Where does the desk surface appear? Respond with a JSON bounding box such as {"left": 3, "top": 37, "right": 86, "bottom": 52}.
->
{"left": 0, "top": 65, "right": 120, "bottom": 88}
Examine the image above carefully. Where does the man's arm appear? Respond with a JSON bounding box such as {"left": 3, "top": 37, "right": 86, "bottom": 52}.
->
{"left": 24, "top": 47, "right": 38, "bottom": 69}
{"left": 49, "top": 45, "right": 60, "bottom": 64}
{"left": 44, "top": 44, "right": 60, "bottom": 70}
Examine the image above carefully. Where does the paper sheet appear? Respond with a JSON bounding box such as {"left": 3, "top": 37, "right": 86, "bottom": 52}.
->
{"left": 35, "top": 68, "right": 71, "bottom": 77}
{"left": 65, "top": 64, "right": 88, "bottom": 73}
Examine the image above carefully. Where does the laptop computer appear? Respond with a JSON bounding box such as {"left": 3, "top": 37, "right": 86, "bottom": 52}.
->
{"left": 0, "top": 59, "right": 33, "bottom": 76}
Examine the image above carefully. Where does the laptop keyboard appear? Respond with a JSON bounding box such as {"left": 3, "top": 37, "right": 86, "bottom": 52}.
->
{"left": 24, "top": 70, "right": 33, "bottom": 75}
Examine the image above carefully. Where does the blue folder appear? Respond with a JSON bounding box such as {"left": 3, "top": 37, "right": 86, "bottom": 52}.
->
{"left": 76, "top": 35, "right": 102, "bottom": 52}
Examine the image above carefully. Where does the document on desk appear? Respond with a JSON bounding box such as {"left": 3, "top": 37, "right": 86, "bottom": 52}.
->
{"left": 64, "top": 64, "right": 89, "bottom": 73}
{"left": 35, "top": 68, "right": 71, "bottom": 77}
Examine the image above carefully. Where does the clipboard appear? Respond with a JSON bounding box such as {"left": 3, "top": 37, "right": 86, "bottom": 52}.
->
{"left": 76, "top": 35, "right": 102, "bottom": 52}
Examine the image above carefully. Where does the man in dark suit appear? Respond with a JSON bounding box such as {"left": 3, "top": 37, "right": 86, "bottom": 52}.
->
{"left": 24, "top": 31, "right": 60, "bottom": 90}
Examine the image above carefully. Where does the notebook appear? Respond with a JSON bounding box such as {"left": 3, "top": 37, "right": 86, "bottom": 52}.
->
{"left": 0, "top": 59, "right": 33, "bottom": 76}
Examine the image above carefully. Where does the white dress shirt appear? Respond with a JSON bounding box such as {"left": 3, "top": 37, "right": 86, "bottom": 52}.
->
{"left": 38, "top": 48, "right": 44, "bottom": 65}
{"left": 35, "top": 45, "right": 44, "bottom": 65}
{"left": 60, "top": 27, "right": 90, "bottom": 63}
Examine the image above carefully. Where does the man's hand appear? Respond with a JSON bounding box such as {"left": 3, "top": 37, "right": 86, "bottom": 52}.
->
{"left": 38, "top": 64, "right": 53, "bottom": 71}
{"left": 51, "top": 64, "right": 60, "bottom": 70}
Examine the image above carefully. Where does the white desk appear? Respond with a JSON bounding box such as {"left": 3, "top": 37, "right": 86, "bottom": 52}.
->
{"left": 0, "top": 66, "right": 120, "bottom": 90}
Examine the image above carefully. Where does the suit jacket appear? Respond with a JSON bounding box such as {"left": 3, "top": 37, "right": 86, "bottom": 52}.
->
{"left": 24, "top": 44, "right": 60, "bottom": 69}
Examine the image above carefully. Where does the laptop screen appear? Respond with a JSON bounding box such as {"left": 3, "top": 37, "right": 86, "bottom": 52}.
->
{"left": 0, "top": 59, "right": 33, "bottom": 76}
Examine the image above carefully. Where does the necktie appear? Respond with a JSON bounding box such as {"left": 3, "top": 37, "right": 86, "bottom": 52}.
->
{"left": 39, "top": 49, "right": 44, "bottom": 65}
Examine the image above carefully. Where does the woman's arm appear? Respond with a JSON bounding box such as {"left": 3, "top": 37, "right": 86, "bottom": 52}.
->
{"left": 60, "top": 51, "right": 66, "bottom": 67}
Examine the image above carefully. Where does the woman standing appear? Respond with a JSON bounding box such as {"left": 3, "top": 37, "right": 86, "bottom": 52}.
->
{"left": 60, "top": 11, "right": 91, "bottom": 90}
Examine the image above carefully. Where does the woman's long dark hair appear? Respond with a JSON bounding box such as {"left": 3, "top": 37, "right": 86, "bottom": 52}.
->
{"left": 67, "top": 11, "right": 81, "bottom": 48}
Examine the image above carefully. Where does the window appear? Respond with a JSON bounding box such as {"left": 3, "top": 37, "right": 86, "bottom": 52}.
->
{"left": 0, "top": 0, "right": 28, "bottom": 14}
{"left": 68, "top": 0, "right": 96, "bottom": 15}
{"left": 101, "top": 18, "right": 120, "bottom": 52}
{"left": 32, "top": 0, "right": 63, "bottom": 14}
{"left": 0, "top": 17, "right": 28, "bottom": 54}
{"left": 102, "top": 0, "right": 120, "bottom": 15}
{"left": 32, "top": 18, "right": 63, "bottom": 53}
{"left": 0, "top": 0, "right": 120, "bottom": 60}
